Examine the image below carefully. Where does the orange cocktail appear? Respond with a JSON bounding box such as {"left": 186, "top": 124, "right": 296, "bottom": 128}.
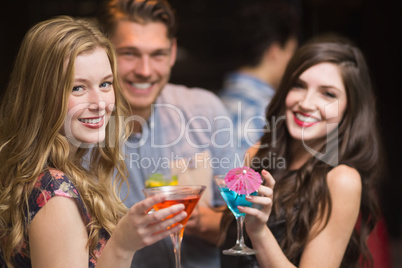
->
{"left": 153, "top": 195, "right": 200, "bottom": 237}
{"left": 143, "top": 185, "right": 205, "bottom": 268}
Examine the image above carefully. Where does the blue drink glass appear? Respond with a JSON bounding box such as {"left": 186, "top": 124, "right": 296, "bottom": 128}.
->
{"left": 214, "top": 174, "right": 257, "bottom": 255}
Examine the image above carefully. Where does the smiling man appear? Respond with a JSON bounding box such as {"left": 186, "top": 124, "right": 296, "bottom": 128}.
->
{"left": 110, "top": 19, "right": 174, "bottom": 123}
{"left": 98, "top": 0, "right": 237, "bottom": 267}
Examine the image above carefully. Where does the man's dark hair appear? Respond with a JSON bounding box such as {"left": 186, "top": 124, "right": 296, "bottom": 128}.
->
{"left": 97, "top": 0, "right": 177, "bottom": 39}
{"left": 232, "top": 0, "right": 300, "bottom": 68}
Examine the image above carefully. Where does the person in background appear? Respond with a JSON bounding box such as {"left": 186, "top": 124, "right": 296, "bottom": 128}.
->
{"left": 219, "top": 38, "right": 384, "bottom": 267}
{"left": 97, "top": 0, "right": 236, "bottom": 267}
{"left": 0, "top": 16, "right": 187, "bottom": 267}
{"left": 219, "top": 0, "right": 299, "bottom": 160}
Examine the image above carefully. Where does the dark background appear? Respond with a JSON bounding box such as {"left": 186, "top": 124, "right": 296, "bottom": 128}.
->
{"left": 1, "top": 0, "right": 401, "bottom": 262}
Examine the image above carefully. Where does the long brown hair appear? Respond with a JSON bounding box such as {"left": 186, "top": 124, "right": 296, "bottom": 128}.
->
{"left": 0, "top": 16, "right": 129, "bottom": 266}
{"left": 220, "top": 38, "right": 382, "bottom": 267}
{"left": 256, "top": 39, "right": 382, "bottom": 266}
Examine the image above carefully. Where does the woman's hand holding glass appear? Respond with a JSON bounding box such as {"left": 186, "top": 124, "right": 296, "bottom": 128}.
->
{"left": 111, "top": 194, "right": 187, "bottom": 255}
{"left": 238, "top": 170, "right": 275, "bottom": 239}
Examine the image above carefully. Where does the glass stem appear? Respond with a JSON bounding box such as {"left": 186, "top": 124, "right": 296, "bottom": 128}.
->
{"left": 236, "top": 215, "right": 246, "bottom": 246}
{"left": 170, "top": 232, "right": 183, "bottom": 268}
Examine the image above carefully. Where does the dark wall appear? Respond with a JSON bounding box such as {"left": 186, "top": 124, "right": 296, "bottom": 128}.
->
{"left": 1, "top": 0, "right": 401, "bottom": 239}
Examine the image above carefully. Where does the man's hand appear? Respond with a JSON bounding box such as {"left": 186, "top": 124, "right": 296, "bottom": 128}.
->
{"left": 184, "top": 205, "right": 225, "bottom": 245}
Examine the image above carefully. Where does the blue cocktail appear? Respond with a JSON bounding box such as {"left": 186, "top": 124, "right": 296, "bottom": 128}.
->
{"left": 214, "top": 175, "right": 257, "bottom": 255}
{"left": 219, "top": 188, "right": 258, "bottom": 217}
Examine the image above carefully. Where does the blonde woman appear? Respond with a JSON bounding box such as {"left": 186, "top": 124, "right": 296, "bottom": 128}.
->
{"left": 0, "top": 16, "right": 186, "bottom": 267}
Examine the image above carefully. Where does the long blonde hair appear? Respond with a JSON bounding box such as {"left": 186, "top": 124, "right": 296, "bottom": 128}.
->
{"left": 0, "top": 16, "right": 129, "bottom": 265}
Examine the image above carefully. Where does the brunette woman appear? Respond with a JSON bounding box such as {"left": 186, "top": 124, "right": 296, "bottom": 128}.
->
{"left": 220, "top": 38, "right": 383, "bottom": 268}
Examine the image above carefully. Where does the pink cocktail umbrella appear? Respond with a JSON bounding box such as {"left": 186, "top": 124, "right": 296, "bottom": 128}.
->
{"left": 224, "top": 166, "right": 262, "bottom": 195}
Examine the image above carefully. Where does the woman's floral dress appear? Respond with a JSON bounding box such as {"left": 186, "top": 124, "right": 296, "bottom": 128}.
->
{"left": 1, "top": 168, "right": 109, "bottom": 267}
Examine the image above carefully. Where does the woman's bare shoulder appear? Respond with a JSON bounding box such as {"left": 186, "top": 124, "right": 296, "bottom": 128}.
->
{"left": 327, "top": 164, "right": 362, "bottom": 198}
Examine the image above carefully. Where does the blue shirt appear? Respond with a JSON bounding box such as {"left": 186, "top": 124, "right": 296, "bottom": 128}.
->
{"left": 121, "top": 83, "right": 239, "bottom": 268}
{"left": 220, "top": 72, "right": 275, "bottom": 159}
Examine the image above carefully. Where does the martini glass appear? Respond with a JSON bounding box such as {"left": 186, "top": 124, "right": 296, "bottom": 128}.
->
{"left": 143, "top": 185, "right": 206, "bottom": 268}
{"left": 214, "top": 174, "right": 257, "bottom": 255}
